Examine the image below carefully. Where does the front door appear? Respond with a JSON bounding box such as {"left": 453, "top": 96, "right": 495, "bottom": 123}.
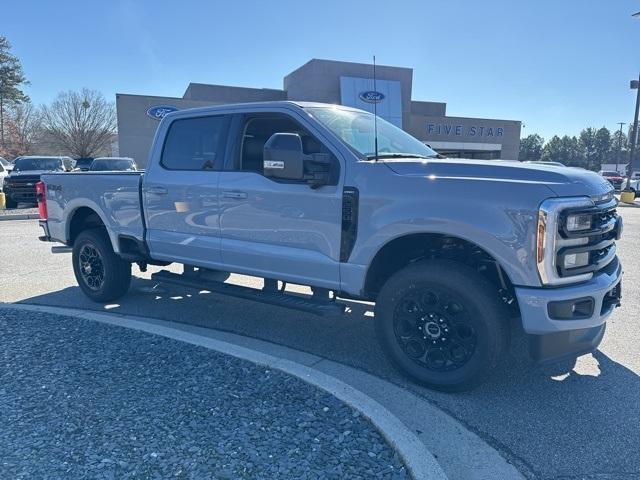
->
{"left": 143, "top": 114, "right": 231, "bottom": 268}
{"left": 218, "top": 113, "right": 343, "bottom": 289}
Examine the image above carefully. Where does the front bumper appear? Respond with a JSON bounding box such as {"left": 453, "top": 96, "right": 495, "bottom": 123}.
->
{"left": 515, "top": 258, "right": 622, "bottom": 362}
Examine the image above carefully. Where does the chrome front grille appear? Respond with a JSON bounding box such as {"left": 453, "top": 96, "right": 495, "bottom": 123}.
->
{"left": 5, "top": 176, "right": 40, "bottom": 199}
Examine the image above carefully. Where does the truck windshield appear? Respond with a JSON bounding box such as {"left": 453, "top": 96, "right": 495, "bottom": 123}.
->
{"left": 13, "top": 158, "right": 64, "bottom": 172}
{"left": 306, "top": 107, "right": 438, "bottom": 160}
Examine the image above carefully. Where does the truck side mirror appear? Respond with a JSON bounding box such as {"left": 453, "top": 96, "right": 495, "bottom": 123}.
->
{"left": 263, "top": 133, "right": 305, "bottom": 181}
{"left": 264, "top": 132, "right": 332, "bottom": 189}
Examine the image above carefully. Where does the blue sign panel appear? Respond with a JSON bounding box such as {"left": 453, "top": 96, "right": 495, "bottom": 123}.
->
{"left": 146, "top": 105, "right": 179, "bottom": 121}
{"left": 340, "top": 77, "right": 402, "bottom": 127}
{"left": 359, "top": 91, "right": 386, "bottom": 104}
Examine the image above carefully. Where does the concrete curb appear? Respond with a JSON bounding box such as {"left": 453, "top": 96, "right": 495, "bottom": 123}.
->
{"left": 0, "top": 213, "right": 39, "bottom": 221}
{"left": 2, "top": 303, "right": 448, "bottom": 480}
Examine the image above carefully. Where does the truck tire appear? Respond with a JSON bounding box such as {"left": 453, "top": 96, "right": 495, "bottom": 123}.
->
{"left": 72, "top": 229, "right": 132, "bottom": 302}
{"left": 375, "top": 259, "right": 510, "bottom": 392}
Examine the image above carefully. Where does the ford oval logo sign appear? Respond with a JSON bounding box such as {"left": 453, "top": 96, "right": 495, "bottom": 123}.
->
{"left": 146, "top": 105, "right": 179, "bottom": 120}
{"left": 359, "top": 91, "right": 385, "bottom": 104}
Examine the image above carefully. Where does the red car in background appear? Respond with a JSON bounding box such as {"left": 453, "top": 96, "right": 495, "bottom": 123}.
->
{"left": 599, "top": 170, "right": 624, "bottom": 190}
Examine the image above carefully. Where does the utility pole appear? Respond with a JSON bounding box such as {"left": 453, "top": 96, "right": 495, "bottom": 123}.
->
{"left": 616, "top": 122, "right": 626, "bottom": 172}
{"left": 626, "top": 74, "right": 640, "bottom": 189}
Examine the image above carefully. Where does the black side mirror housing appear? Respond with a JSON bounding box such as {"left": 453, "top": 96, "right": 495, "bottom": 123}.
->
{"left": 263, "top": 133, "right": 306, "bottom": 180}
{"left": 264, "top": 133, "right": 331, "bottom": 188}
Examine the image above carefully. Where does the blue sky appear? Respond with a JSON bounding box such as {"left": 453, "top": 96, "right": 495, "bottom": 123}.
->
{"left": 3, "top": 0, "right": 640, "bottom": 139}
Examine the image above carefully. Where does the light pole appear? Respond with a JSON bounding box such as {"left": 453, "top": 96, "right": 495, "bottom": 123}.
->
{"left": 625, "top": 75, "right": 640, "bottom": 193}
{"left": 616, "top": 122, "right": 626, "bottom": 172}
{"left": 626, "top": 10, "right": 640, "bottom": 198}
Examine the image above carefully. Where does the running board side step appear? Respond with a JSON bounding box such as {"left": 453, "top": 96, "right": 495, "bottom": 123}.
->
{"left": 151, "top": 270, "right": 345, "bottom": 317}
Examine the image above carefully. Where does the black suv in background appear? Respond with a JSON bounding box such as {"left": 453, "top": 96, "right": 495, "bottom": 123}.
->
{"left": 3, "top": 156, "right": 74, "bottom": 208}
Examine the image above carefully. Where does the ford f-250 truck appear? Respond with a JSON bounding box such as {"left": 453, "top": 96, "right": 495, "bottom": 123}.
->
{"left": 37, "top": 101, "right": 623, "bottom": 391}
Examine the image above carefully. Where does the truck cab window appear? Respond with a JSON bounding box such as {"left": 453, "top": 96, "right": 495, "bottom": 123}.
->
{"left": 238, "top": 116, "right": 326, "bottom": 175}
{"left": 161, "top": 115, "right": 230, "bottom": 170}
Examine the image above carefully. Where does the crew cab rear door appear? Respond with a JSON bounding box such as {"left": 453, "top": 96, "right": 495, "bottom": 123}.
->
{"left": 142, "top": 113, "right": 231, "bottom": 266}
{"left": 217, "top": 110, "right": 344, "bottom": 289}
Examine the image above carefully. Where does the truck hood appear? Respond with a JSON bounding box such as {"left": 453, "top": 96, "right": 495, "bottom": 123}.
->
{"left": 383, "top": 158, "right": 614, "bottom": 198}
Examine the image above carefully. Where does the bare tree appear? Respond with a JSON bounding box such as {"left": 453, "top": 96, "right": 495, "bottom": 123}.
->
{"left": 3, "top": 102, "right": 42, "bottom": 157}
{"left": 41, "top": 88, "right": 116, "bottom": 158}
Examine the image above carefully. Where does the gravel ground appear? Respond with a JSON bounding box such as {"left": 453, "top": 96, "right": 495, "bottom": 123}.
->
{"left": 0, "top": 205, "right": 38, "bottom": 216}
{"left": 0, "top": 309, "right": 408, "bottom": 480}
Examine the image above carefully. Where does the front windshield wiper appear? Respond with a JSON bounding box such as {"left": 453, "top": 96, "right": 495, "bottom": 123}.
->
{"left": 365, "top": 153, "right": 437, "bottom": 160}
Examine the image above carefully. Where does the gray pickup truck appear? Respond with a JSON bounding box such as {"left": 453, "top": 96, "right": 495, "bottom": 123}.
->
{"left": 37, "top": 101, "right": 623, "bottom": 391}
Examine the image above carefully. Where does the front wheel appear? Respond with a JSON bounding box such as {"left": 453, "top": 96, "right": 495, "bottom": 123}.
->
{"left": 72, "top": 229, "right": 132, "bottom": 302}
{"left": 375, "top": 259, "right": 510, "bottom": 392}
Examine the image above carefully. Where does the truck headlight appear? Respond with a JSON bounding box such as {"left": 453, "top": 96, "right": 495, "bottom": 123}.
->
{"left": 537, "top": 197, "right": 595, "bottom": 286}
{"left": 566, "top": 213, "right": 592, "bottom": 232}
{"left": 563, "top": 252, "right": 590, "bottom": 269}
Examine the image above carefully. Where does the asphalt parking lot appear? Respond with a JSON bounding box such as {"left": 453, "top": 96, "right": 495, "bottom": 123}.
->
{"left": 1, "top": 205, "right": 639, "bottom": 480}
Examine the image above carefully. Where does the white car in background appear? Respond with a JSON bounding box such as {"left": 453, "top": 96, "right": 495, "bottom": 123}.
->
{"left": 0, "top": 156, "right": 12, "bottom": 173}
{"left": 622, "top": 174, "right": 640, "bottom": 197}
{"left": 0, "top": 161, "right": 8, "bottom": 192}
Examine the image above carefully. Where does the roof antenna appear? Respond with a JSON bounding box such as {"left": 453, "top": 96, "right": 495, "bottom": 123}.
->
{"left": 373, "top": 55, "right": 379, "bottom": 162}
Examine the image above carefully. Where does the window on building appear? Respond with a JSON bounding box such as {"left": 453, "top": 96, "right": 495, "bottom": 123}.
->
{"left": 161, "top": 115, "right": 231, "bottom": 170}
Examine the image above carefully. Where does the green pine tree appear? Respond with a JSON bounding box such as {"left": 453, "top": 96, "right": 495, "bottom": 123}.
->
{"left": 0, "top": 36, "right": 30, "bottom": 148}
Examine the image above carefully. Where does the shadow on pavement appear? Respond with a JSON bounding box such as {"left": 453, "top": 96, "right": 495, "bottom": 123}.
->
{"left": 15, "top": 276, "right": 640, "bottom": 479}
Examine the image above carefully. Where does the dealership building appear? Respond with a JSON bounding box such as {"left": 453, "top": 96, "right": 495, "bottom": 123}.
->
{"left": 116, "top": 58, "right": 521, "bottom": 167}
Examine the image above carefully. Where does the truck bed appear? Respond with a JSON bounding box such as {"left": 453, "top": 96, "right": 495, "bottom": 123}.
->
{"left": 41, "top": 171, "right": 145, "bottom": 252}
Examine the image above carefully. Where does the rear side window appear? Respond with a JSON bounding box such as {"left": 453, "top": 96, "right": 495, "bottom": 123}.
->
{"left": 161, "top": 115, "right": 230, "bottom": 170}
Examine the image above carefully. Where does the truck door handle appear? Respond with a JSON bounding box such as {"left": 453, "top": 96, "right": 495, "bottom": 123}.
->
{"left": 222, "top": 190, "right": 248, "bottom": 199}
{"left": 146, "top": 186, "right": 168, "bottom": 195}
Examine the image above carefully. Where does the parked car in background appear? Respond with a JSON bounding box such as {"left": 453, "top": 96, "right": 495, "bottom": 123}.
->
{"left": 73, "top": 157, "right": 94, "bottom": 171}
{"left": 4, "top": 156, "right": 74, "bottom": 208}
{"left": 0, "top": 156, "right": 13, "bottom": 173}
{"left": 622, "top": 177, "right": 640, "bottom": 197}
{"left": 0, "top": 161, "right": 8, "bottom": 192}
{"left": 598, "top": 170, "right": 624, "bottom": 191}
{"left": 89, "top": 157, "right": 137, "bottom": 172}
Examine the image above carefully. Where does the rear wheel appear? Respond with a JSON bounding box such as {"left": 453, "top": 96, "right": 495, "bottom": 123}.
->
{"left": 72, "top": 229, "right": 131, "bottom": 302}
{"left": 375, "top": 259, "right": 510, "bottom": 392}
